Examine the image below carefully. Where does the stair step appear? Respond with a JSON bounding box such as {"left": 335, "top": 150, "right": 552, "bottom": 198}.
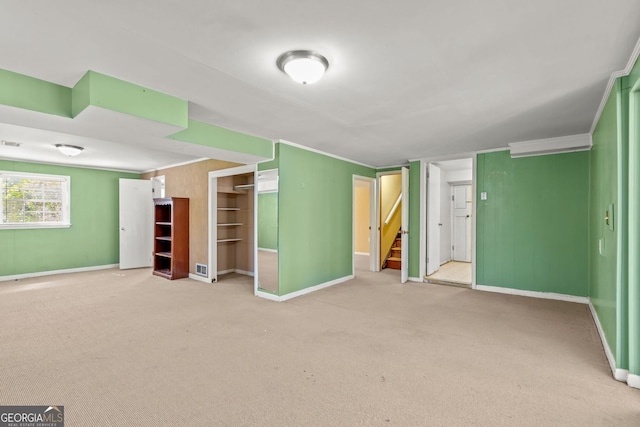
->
{"left": 386, "top": 257, "right": 401, "bottom": 270}
{"left": 391, "top": 247, "right": 401, "bottom": 252}
{"left": 387, "top": 257, "right": 401, "bottom": 261}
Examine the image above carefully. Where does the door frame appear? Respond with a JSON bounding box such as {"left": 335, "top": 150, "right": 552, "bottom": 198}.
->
{"left": 352, "top": 175, "right": 377, "bottom": 274}
{"left": 376, "top": 170, "right": 403, "bottom": 273}
{"left": 208, "top": 164, "right": 258, "bottom": 293}
{"left": 419, "top": 153, "right": 477, "bottom": 287}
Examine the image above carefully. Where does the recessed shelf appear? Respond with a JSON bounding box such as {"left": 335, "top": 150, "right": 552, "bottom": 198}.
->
{"left": 233, "top": 184, "right": 255, "bottom": 191}
{"left": 217, "top": 207, "right": 240, "bottom": 211}
{"left": 218, "top": 223, "right": 243, "bottom": 227}
{"left": 217, "top": 238, "right": 242, "bottom": 243}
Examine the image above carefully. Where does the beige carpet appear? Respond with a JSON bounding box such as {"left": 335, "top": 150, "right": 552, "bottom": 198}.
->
{"left": 0, "top": 267, "right": 638, "bottom": 426}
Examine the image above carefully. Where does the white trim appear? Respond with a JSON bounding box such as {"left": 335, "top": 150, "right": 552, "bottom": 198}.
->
{"left": 475, "top": 285, "right": 589, "bottom": 304}
{"left": 0, "top": 263, "right": 119, "bottom": 282}
{"left": 474, "top": 147, "right": 510, "bottom": 155}
{"left": 588, "top": 301, "right": 629, "bottom": 382}
{"left": 255, "top": 289, "right": 281, "bottom": 302}
{"left": 590, "top": 36, "right": 640, "bottom": 134}
{"left": 141, "top": 157, "right": 209, "bottom": 174}
{"left": 255, "top": 275, "right": 354, "bottom": 302}
{"left": 408, "top": 276, "right": 423, "bottom": 283}
{"left": 277, "top": 139, "right": 376, "bottom": 169}
{"left": 628, "top": 374, "right": 640, "bottom": 390}
{"left": 410, "top": 151, "right": 478, "bottom": 163}
{"left": 189, "top": 273, "right": 212, "bottom": 283}
{"left": 508, "top": 134, "right": 592, "bottom": 158}
{"left": 214, "top": 268, "right": 255, "bottom": 277}
{"left": 217, "top": 269, "right": 234, "bottom": 276}
{"left": 354, "top": 252, "right": 370, "bottom": 256}
{"left": 235, "top": 269, "right": 255, "bottom": 277}
{"left": 258, "top": 247, "right": 278, "bottom": 253}
{"left": 376, "top": 163, "right": 410, "bottom": 170}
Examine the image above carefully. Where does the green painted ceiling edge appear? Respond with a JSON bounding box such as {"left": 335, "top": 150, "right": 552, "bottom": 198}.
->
{"left": 0, "top": 68, "right": 273, "bottom": 161}
{"left": 168, "top": 119, "right": 272, "bottom": 159}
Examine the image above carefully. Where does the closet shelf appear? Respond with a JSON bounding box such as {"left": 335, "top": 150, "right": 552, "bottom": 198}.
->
{"left": 217, "top": 207, "right": 240, "bottom": 211}
{"left": 217, "top": 238, "right": 242, "bottom": 243}
{"left": 218, "top": 223, "right": 243, "bottom": 227}
{"left": 233, "top": 183, "right": 255, "bottom": 191}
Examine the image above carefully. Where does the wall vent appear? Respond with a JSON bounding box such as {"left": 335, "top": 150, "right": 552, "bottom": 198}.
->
{"left": 196, "top": 263, "right": 208, "bottom": 277}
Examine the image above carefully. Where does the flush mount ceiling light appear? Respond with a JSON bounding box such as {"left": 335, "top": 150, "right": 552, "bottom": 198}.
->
{"left": 276, "top": 50, "right": 329, "bottom": 85}
{"left": 55, "top": 144, "right": 84, "bottom": 157}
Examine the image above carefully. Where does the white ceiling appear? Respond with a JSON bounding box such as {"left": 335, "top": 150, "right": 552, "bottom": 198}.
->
{"left": 1, "top": 1, "right": 639, "bottom": 170}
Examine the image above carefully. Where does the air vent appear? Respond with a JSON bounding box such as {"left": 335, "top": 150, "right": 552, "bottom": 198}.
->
{"left": 1, "top": 140, "right": 21, "bottom": 147}
{"left": 196, "top": 263, "right": 208, "bottom": 277}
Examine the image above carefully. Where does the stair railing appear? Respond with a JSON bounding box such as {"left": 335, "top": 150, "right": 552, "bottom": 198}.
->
{"left": 384, "top": 193, "right": 402, "bottom": 225}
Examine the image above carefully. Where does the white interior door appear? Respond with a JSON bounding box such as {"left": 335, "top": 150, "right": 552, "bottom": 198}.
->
{"left": 452, "top": 185, "right": 472, "bottom": 262}
{"left": 119, "top": 179, "right": 153, "bottom": 269}
{"left": 426, "top": 163, "right": 441, "bottom": 275}
{"left": 400, "top": 167, "right": 409, "bottom": 283}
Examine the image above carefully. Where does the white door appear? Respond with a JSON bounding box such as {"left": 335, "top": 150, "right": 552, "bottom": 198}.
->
{"left": 452, "top": 185, "right": 472, "bottom": 262}
{"left": 119, "top": 179, "right": 153, "bottom": 269}
{"left": 426, "top": 164, "right": 441, "bottom": 275}
{"left": 400, "top": 167, "right": 409, "bottom": 283}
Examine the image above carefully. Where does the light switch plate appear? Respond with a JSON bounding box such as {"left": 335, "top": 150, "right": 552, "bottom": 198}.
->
{"left": 480, "top": 192, "right": 487, "bottom": 200}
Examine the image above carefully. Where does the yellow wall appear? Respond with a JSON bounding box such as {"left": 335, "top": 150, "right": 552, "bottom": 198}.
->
{"left": 142, "top": 159, "right": 241, "bottom": 274}
{"left": 380, "top": 173, "right": 402, "bottom": 266}
{"left": 354, "top": 185, "right": 370, "bottom": 254}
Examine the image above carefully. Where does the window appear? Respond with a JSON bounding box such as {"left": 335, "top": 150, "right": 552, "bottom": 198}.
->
{"left": 0, "top": 171, "right": 70, "bottom": 229}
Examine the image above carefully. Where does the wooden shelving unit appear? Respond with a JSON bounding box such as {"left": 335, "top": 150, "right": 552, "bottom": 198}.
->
{"left": 153, "top": 197, "right": 189, "bottom": 280}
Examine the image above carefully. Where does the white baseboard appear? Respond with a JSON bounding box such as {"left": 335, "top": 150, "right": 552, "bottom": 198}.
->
{"left": 628, "top": 374, "right": 640, "bottom": 389}
{"left": 0, "top": 264, "right": 120, "bottom": 282}
{"left": 475, "top": 285, "right": 589, "bottom": 304}
{"left": 588, "top": 301, "right": 629, "bottom": 383}
{"left": 258, "top": 248, "right": 278, "bottom": 253}
{"left": 235, "top": 269, "right": 255, "bottom": 277}
{"left": 255, "top": 275, "right": 354, "bottom": 302}
{"left": 188, "top": 273, "right": 211, "bottom": 284}
{"left": 255, "top": 290, "right": 281, "bottom": 302}
{"left": 408, "top": 277, "right": 423, "bottom": 283}
{"left": 355, "top": 252, "right": 370, "bottom": 256}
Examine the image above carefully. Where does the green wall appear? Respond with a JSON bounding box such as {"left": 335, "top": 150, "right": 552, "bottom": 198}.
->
{"left": 0, "top": 161, "right": 139, "bottom": 276}
{"left": 476, "top": 150, "right": 589, "bottom": 296}
{"left": 589, "top": 82, "right": 620, "bottom": 360}
{"left": 277, "top": 143, "right": 375, "bottom": 296}
{"left": 258, "top": 192, "right": 278, "bottom": 250}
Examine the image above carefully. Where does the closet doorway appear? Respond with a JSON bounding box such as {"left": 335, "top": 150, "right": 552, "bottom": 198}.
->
{"left": 424, "top": 158, "right": 473, "bottom": 287}
{"left": 208, "top": 165, "right": 257, "bottom": 292}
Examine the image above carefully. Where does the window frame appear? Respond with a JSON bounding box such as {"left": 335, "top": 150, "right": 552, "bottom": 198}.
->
{"left": 0, "top": 171, "right": 71, "bottom": 230}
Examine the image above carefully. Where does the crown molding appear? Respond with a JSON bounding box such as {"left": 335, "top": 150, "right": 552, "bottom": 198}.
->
{"left": 276, "top": 139, "right": 376, "bottom": 169}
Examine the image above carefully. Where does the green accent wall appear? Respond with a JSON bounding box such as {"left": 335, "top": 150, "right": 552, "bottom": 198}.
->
{"left": 277, "top": 144, "right": 375, "bottom": 296}
{"left": 589, "top": 82, "right": 620, "bottom": 358}
{"left": 0, "top": 69, "right": 72, "bottom": 117}
{"left": 476, "top": 150, "right": 589, "bottom": 296}
{"left": 169, "top": 119, "right": 272, "bottom": 160}
{"left": 0, "top": 161, "right": 139, "bottom": 276}
{"left": 258, "top": 143, "right": 279, "bottom": 171}
{"left": 258, "top": 193, "right": 278, "bottom": 250}
{"left": 408, "top": 161, "right": 421, "bottom": 278}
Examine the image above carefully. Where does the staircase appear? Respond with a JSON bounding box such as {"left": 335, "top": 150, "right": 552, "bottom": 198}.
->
{"left": 385, "top": 230, "right": 402, "bottom": 270}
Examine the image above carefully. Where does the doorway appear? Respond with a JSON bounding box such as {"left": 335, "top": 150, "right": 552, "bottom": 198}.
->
{"left": 353, "top": 176, "right": 376, "bottom": 273}
{"left": 208, "top": 165, "right": 257, "bottom": 293}
{"left": 424, "top": 158, "right": 473, "bottom": 287}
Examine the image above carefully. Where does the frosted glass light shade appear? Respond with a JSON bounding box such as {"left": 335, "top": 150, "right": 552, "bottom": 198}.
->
{"left": 277, "top": 50, "right": 329, "bottom": 85}
{"left": 55, "top": 144, "right": 84, "bottom": 156}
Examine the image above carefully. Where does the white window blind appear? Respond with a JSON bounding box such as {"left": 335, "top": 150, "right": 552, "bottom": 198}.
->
{"left": 0, "top": 171, "right": 71, "bottom": 229}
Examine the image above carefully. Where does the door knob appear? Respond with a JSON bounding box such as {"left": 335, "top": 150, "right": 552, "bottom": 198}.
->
{"left": 120, "top": 227, "right": 125, "bottom": 231}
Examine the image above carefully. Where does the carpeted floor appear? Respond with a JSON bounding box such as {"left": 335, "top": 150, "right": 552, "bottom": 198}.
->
{"left": 0, "top": 267, "right": 638, "bottom": 426}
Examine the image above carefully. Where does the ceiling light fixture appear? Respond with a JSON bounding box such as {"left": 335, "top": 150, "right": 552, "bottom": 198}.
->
{"left": 276, "top": 50, "right": 329, "bottom": 85}
{"left": 55, "top": 144, "right": 84, "bottom": 157}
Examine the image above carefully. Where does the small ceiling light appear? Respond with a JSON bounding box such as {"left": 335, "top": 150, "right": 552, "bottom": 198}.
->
{"left": 277, "top": 50, "right": 329, "bottom": 84}
{"left": 0, "top": 140, "right": 21, "bottom": 147}
{"left": 55, "top": 144, "right": 84, "bottom": 157}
